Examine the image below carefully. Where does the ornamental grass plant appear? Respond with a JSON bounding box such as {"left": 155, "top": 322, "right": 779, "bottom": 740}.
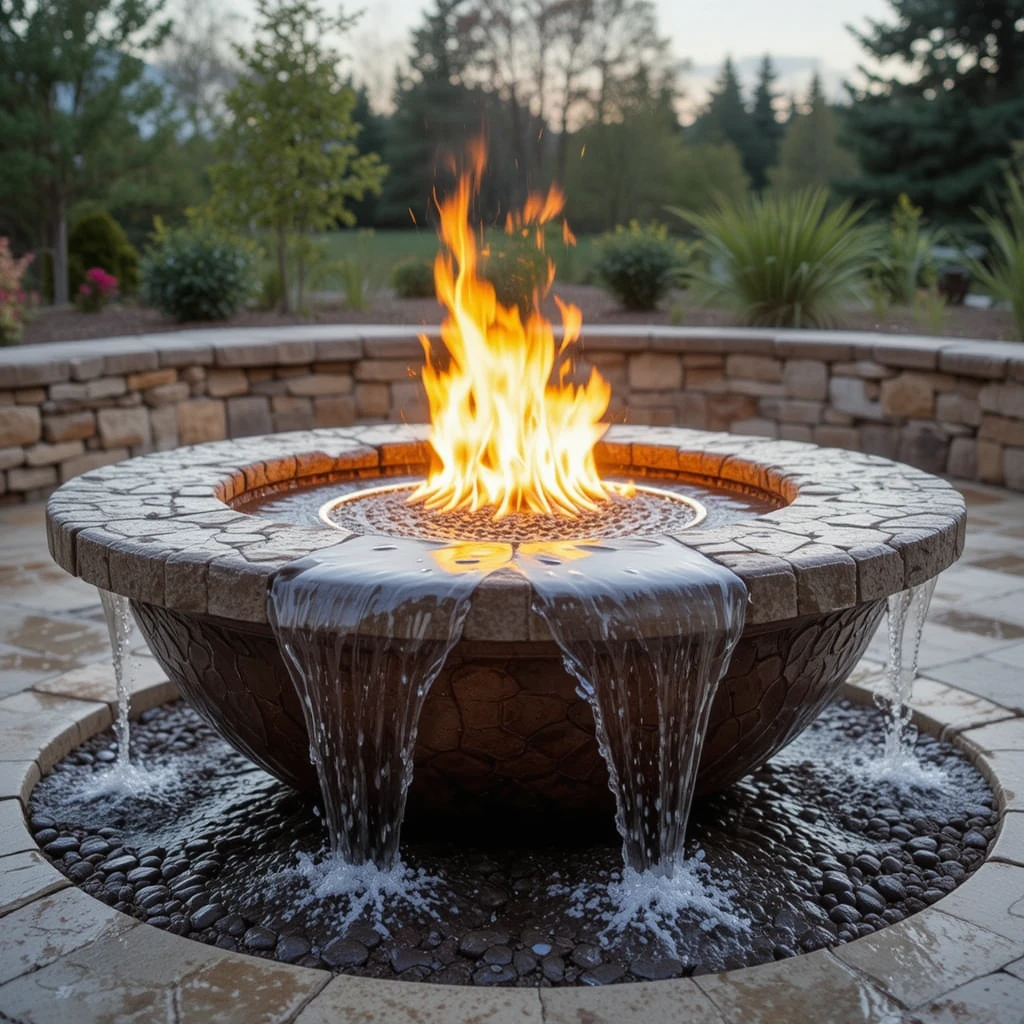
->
{"left": 672, "top": 188, "right": 880, "bottom": 329}
{"left": 970, "top": 175, "right": 1024, "bottom": 340}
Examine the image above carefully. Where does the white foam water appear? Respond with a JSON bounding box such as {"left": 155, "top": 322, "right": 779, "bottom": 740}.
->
{"left": 876, "top": 578, "right": 938, "bottom": 766}
{"left": 554, "top": 852, "right": 746, "bottom": 958}
{"left": 275, "top": 851, "right": 446, "bottom": 936}
{"left": 99, "top": 589, "right": 136, "bottom": 769}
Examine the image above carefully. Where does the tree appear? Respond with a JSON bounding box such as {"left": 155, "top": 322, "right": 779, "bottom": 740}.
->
{"left": 689, "top": 57, "right": 757, "bottom": 180}
{"left": 0, "top": 0, "right": 172, "bottom": 304}
{"left": 841, "top": 0, "right": 1024, "bottom": 224}
{"left": 747, "top": 55, "right": 784, "bottom": 190}
{"left": 208, "top": 0, "right": 386, "bottom": 312}
{"left": 769, "top": 73, "right": 858, "bottom": 194}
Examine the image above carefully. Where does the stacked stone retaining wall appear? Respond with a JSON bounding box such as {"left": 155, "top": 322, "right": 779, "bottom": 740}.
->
{"left": 0, "top": 326, "right": 1021, "bottom": 501}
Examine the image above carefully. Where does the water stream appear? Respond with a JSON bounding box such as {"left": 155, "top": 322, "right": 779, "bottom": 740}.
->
{"left": 99, "top": 589, "right": 136, "bottom": 769}
{"left": 521, "top": 539, "right": 747, "bottom": 875}
{"left": 876, "top": 579, "right": 938, "bottom": 765}
{"left": 267, "top": 536, "right": 488, "bottom": 868}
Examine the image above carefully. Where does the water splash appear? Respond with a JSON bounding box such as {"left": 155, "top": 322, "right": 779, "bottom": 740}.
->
{"left": 875, "top": 578, "right": 937, "bottom": 768}
{"left": 99, "top": 589, "right": 136, "bottom": 769}
{"left": 523, "top": 539, "right": 747, "bottom": 875}
{"left": 267, "top": 536, "right": 487, "bottom": 868}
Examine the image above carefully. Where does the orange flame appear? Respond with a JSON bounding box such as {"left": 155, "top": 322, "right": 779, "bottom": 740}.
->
{"left": 409, "top": 144, "right": 612, "bottom": 519}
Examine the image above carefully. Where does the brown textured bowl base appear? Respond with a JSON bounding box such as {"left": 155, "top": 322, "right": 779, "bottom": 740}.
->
{"left": 132, "top": 599, "right": 885, "bottom": 817}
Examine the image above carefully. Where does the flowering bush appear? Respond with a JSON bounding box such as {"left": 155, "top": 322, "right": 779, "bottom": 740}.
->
{"left": 0, "top": 238, "right": 36, "bottom": 345}
{"left": 76, "top": 267, "right": 119, "bottom": 313}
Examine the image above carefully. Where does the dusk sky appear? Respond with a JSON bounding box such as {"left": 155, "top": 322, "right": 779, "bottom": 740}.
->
{"left": 222, "top": 0, "right": 895, "bottom": 111}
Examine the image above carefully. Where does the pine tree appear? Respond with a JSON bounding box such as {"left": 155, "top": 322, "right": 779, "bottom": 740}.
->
{"left": 748, "top": 56, "right": 784, "bottom": 191}
{"left": 842, "top": 0, "right": 1024, "bottom": 224}
{"left": 689, "top": 57, "right": 757, "bottom": 185}
{"left": 769, "top": 74, "right": 858, "bottom": 194}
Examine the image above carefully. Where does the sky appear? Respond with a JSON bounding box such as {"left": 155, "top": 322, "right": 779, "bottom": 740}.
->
{"left": 222, "top": 0, "right": 895, "bottom": 112}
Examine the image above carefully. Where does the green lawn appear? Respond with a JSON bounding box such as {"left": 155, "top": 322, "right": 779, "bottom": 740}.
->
{"left": 315, "top": 228, "right": 599, "bottom": 290}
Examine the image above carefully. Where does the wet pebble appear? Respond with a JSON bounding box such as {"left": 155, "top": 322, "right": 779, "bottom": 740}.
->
{"left": 632, "top": 957, "right": 683, "bottom": 980}
{"left": 242, "top": 926, "right": 277, "bottom": 951}
{"left": 322, "top": 937, "right": 369, "bottom": 968}
{"left": 275, "top": 935, "right": 311, "bottom": 964}
{"left": 473, "top": 964, "right": 518, "bottom": 985}
{"left": 582, "top": 963, "right": 625, "bottom": 985}
{"left": 190, "top": 902, "right": 227, "bottom": 929}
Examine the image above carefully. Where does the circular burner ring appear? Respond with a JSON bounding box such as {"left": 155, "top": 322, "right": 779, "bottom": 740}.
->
{"left": 318, "top": 481, "right": 707, "bottom": 544}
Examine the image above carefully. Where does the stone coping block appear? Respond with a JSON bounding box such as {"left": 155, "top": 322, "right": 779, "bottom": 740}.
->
{"left": 45, "top": 424, "right": 965, "bottom": 637}
{"left": 0, "top": 665, "right": 1021, "bottom": 1022}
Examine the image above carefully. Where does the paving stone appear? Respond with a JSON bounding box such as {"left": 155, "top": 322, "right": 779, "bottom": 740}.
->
{"left": 0, "top": 850, "right": 70, "bottom": 916}
{"left": 833, "top": 910, "right": 1021, "bottom": 1008}
{"left": 0, "top": 800, "right": 33, "bottom": 858}
{"left": 0, "top": 886, "right": 136, "bottom": 986}
{"left": 0, "top": 923, "right": 328, "bottom": 1024}
{"left": 293, "top": 974, "right": 543, "bottom": 1023}
{"left": 695, "top": 949, "right": 900, "bottom": 1024}
{"left": 919, "top": 972, "right": 1024, "bottom": 1024}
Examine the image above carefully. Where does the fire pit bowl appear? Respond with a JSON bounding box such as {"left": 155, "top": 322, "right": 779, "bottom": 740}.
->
{"left": 45, "top": 423, "right": 964, "bottom": 819}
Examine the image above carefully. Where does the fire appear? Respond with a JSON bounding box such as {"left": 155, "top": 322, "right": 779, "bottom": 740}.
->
{"left": 410, "top": 144, "right": 612, "bottom": 519}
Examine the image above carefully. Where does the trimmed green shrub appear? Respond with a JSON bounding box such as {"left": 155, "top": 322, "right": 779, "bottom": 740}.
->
{"left": 391, "top": 256, "right": 436, "bottom": 298}
{"left": 592, "top": 222, "right": 687, "bottom": 311}
{"left": 970, "top": 175, "right": 1024, "bottom": 340}
{"left": 141, "top": 225, "right": 255, "bottom": 321}
{"left": 673, "top": 189, "right": 879, "bottom": 328}
{"left": 68, "top": 212, "right": 140, "bottom": 296}
{"left": 480, "top": 233, "right": 550, "bottom": 318}
{"left": 878, "top": 194, "right": 943, "bottom": 305}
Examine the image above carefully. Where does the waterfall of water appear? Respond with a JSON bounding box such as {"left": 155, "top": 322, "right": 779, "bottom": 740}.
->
{"left": 522, "top": 539, "right": 747, "bottom": 876}
{"left": 98, "top": 589, "right": 136, "bottom": 769}
{"left": 267, "top": 536, "right": 488, "bottom": 868}
{"left": 877, "top": 577, "right": 938, "bottom": 763}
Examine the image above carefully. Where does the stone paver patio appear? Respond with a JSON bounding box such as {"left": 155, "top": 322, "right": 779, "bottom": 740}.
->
{"left": 0, "top": 480, "right": 1023, "bottom": 1022}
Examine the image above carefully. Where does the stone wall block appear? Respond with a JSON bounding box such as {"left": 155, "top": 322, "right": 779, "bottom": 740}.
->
{"left": 43, "top": 411, "right": 95, "bottom": 443}
{"left": 355, "top": 383, "right": 391, "bottom": 418}
{"left": 829, "top": 378, "right": 885, "bottom": 421}
{"left": 25, "top": 441, "right": 85, "bottom": 467}
{"left": 313, "top": 396, "right": 357, "bottom": 428}
{"left": 978, "top": 382, "right": 1024, "bottom": 418}
{"left": 353, "top": 360, "right": 418, "bottom": 383}
{"left": 707, "top": 394, "right": 758, "bottom": 431}
{"left": 628, "top": 352, "right": 683, "bottom": 391}
{"left": 979, "top": 415, "right": 1024, "bottom": 447}
{"left": 1004, "top": 447, "right": 1024, "bottom": 491}
{"left": 144, "top": 382, "right": 191, "bottom": 408}
{"left": 8, "top": 465, "right": 57, "bottom": 491}
{"left": 935, "top": 392, "right": 982, "bottom": 427}
{"left": 725, "top": 354, "right": 783, "bottom": 382}
{"left": 0, "top": 446, "right": 24, "bottom": 470}
{"left": 206, "top": 369, "right": 249, "bottom": 398}
{"left": 0, "top": 406, "right": 41, "bottom": 447}
{"left": 286, "top": 374, "right": 354, "bottom": 397}
{"left": 85, "top": 377, "right": 126, "bottom": 401}
{"left": 126, "top": 369, "right": 176, "bottom": 391}
{"left": 97, "top": 407, "right": 151, "bottom": 448}
{"left": 227, "top": 396, "right": 273, "bottom": 438}
{"left": 898, "top": 422, "right": 949, "bottom": 475}
{"left": 881, "top": 374, "right": 936, "bottom": 419}
{"left": 947, "top": 437, "right": 978, "bottom": 479}
{"left": 177, "top": 399, "right": 227, "bottom": 446}
{"left": 782, "top": 359, "right": 828, "bottom": 400}
{"left": 977, "top": 440, "right": 1003, "bottom": 484}
{"left": 270, "top": 396, "right": 314, "bottom": 432}
{"left": 14, "top": 388, "right": 46, "bottom": 404}
{"left": 150, "top": 407, "right": 179, "bottom": 452}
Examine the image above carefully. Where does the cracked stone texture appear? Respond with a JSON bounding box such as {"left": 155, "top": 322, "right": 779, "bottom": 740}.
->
{"left": 43, "top": 424, "right": 963, "bottom": 809}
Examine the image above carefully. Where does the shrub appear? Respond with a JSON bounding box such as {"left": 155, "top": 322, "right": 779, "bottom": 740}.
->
{"left": 877, "top": 194, "right": 943, "bottom": 305}
{"left": 391, "top": 256, "right": 436, "bottom": 298}
{"left": 75, "top": 267, "right": 119, "bottom": 313}
{"left": 673, "top": 189, "right": 879, "bottom": 328}
{"left": 969, "top": 175, "right": 1024, "bottom": 340}
{"left": 142, "top": 224, "right": 255, "bottom": 321}
{"left": 67, "top": 212, "right": 140, "bottom": 296}
{"left": 480, "top": 233, "right": 550, "bottom": 318}
{"left": 0, "top": 238, "right": 36, "bottom": 345}
{"left": 592, "top": 222, "right": 687, "bottom": 311}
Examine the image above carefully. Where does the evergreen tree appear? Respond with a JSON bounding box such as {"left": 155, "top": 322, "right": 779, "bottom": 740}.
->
{"left": 842, "top": 0, "right": 1024, "bottom": 224}
{"left": 689, "top": 57, "right": 757, "bottom": 183}
{"left": 0, "top": 0, "right": 172, "bottom": 304}
{"left": 208, "top": 0, "right": 385, "bottom": 312}
{"left": 748, "top": 55, "right": 784, "bottom": 190}
{"left": 769, "top": 74, "right": 858, "bottom": 194}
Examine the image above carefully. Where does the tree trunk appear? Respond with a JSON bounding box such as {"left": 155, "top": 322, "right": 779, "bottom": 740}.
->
{"left": 276, "top": 224, "right": 290, "bottom": 314}
{"left": 53, "top": 202, "right": 69, "bottom": 307}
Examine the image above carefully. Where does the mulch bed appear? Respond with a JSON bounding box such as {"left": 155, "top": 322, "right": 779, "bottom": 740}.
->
{"left": 17, "top": 285, "right": 1020, "bottom": 346}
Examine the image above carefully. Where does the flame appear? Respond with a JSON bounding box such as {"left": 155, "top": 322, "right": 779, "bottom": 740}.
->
{"left": 410, "top": 144, "right": 612, "bottom": 520}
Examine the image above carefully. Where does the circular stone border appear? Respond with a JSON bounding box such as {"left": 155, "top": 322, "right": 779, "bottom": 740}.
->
{"left": 44, "top": 424, "right": 966, "bottom": 639}
{"left": 1, "top": 665, "right": 1022, "bottom": 1021}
